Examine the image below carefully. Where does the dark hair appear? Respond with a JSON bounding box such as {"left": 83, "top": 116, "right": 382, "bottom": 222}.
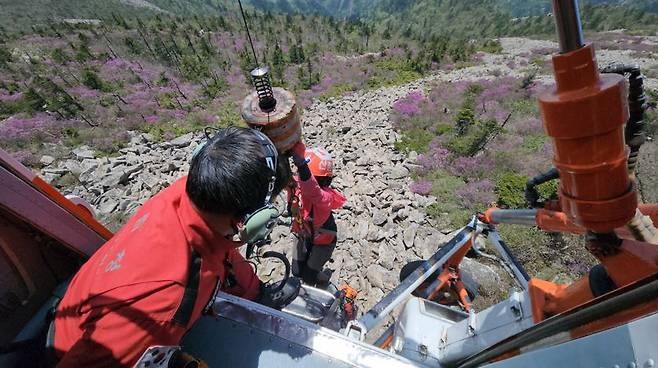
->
{"left": 186, "top": 126, "right": 281, "bottom": 217}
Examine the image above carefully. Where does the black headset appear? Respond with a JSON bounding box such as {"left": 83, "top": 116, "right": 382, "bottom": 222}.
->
{"left": 193, "top": 128, "right": 280, "bottom": 247}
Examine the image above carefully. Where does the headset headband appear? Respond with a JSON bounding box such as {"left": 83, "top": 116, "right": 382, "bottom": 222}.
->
{"left": 251, "top": 129, "right": 278, "bottom": 205}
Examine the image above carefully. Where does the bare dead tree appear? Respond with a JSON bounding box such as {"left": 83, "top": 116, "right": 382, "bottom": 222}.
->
{"left": 170, "top": 77, "right": 187, "bottom": 99}
{"left": 113, "top": 93, "right": 127, "bottom": 104}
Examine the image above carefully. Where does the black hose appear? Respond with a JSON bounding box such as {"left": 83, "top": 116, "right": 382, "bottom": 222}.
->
{"left": 525, "top": 167, "right": 559, "bottom": 208}
{"left": 600, "top": 63, "right": 648, "bottom": 175}
{"left": 261, "top": 251, "right": 290, "bottom": 294}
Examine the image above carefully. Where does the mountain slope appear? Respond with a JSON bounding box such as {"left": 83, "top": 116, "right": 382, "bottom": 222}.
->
{"left": 372, "top": 0, "right": 512, "bottom": 39}
{"left": 2, "top": 0, "right": 658, "bottom": 35}
{"left": 0, "top": 0, "right": 374, "bottom": 32}
{"left": 369, "top": 0, "right": 658, "bottom": 41}
{"left": 0, "top": 0, "right": 158, "bottom": 32}
{"left": 498, "top": 0, "right": 658, "bottom": 16}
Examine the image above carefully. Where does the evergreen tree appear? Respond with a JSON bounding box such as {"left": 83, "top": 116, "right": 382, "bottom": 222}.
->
{"left": 271, "top": 41, "right": 286, "bottom": 84}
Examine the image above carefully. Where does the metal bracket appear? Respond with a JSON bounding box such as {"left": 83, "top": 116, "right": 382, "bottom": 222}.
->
{"left": 439, "top": 327, "right": 449, "bottom": 350}
{"left": 344, "top": 320, "right": 368, "bottom": 341}
{"left": 467, "top": 309, "right": 477, "bottom": 336}
{"left": 509, "top": 291, "right": 524, "bottom": 321}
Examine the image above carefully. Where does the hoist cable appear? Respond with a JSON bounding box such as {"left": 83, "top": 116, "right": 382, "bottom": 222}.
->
{"left": 237, "top": 0, "right": 259, "bottom": 67}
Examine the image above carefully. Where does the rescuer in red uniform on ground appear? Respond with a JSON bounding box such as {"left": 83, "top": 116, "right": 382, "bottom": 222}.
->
{"left": 288, "top": 142, "right": 346, "bottom": 286}
{"left": 53, "top": 127, "right": 292, "bottom": 367}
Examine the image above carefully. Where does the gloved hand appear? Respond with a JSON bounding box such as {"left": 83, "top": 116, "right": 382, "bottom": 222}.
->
{"left": 289, "top": 141, "right": 308, "bottom": 167}
{"left": 256, "top": 277, "right": 302, "bottom": 309}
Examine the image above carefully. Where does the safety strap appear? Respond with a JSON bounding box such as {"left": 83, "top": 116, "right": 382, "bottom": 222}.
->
{"left": 172, "top": 250, "right": 202, "bottom": 327}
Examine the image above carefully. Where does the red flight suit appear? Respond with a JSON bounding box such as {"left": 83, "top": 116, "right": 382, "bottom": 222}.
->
{"left": 289, "top": 175, "right": 346, "bottom": 245}
{"left": 53, "top": 177, "right": 260, "bottom": 367}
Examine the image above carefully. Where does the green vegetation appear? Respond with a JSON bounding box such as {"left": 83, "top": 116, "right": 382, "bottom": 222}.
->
{"left": 494, "top": 172, "right": 528, "bottom": 208}
{"left": 372, "top": 0, "right": 658, "bottom": 41}
{"left": 365, "top": 58, "right": 422, "bottom": 89}
{"left": 318, "top": 84, "right": 354, "bottom": 101}
{"left": 394, "top": 129, "right": 434, "bottom": 154}
{"left": 477, "top": 39, "right": 503, "bottom": 54}
{"left": 424, "top": 171, "right": 473, "bottom": 227}
{"left": 82, "top": 69, "right": 107, "bottom": 91}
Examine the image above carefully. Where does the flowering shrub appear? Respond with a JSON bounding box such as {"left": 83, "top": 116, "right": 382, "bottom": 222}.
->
{"left": 448, "top": 155, "right": 495, "bottom": 179}
{"left": 416, "top": 138, "right": 450, "bottom": 172}
{"left": 392, "top": 90, "right": 425, "bottom": 117}
{"left": 410, "top": 180, "right": 433, "bottom": 195}
{"left": 0, "top": 91, "right": 23, "bottom": 102}
{"left": 395, "top": 76, "right": 557, "bottom": 216}
{"left": 0, "top": 114, "right": 75, "bottom": 141}
{"left": 143, "top": 115, "right": 159, "bottom": 124}
{"left": 11, "top": 150, "right": 38, "bottom": 166}
{"left": 456, "top": 179, "right": 496, "bottom": 209}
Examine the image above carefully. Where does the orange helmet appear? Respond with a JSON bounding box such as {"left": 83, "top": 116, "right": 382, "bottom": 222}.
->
{"left": 340, "top": 284, "right": 358, "bottom": 300}
{"left": 306, "top": 147, "right": 334, "bottom": 177}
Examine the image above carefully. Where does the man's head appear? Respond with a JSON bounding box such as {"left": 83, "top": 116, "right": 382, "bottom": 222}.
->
{"left": 186, "top": 127, "right": 289, "bottom": 237}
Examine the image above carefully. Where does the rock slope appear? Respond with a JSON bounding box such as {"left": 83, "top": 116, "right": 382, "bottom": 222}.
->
{"left": 39, "top": 36, "right": 658, "bottom": 312}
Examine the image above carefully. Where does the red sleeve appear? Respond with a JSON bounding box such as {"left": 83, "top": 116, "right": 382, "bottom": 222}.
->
{"left": 56, "top": 282, "right": 186, "bottom": 368}
{"left": 298, "top": 176, "right": 332, "bottom": 207}
{"left": 298, "top": 177, "right": 335, "bottom": 224}
{"left": 222, "top": 249, "right": 261, "bottom": 301}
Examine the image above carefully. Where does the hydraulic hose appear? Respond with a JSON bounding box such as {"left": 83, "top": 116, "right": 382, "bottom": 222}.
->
{"left": 600, "top": 63, "right": 648, "bottom": 178}
{"left": 599, "top": 64, "right": 657, "bottom": 244}
{"left": 525, "top": 168, "right": 560, "bottom": 208}
{"left": 261, "top": 250, "right": 291, "bottom": 294}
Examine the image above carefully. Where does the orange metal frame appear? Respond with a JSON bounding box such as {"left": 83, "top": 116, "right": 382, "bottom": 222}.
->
{"left": 478, "top": 36, "right": 658, "bottom": 362}
{"left": 518, "top": 41, "right": 658, "bottom": 342}
{"left": 413, "top": 235, "right": 475, "bottom": 311}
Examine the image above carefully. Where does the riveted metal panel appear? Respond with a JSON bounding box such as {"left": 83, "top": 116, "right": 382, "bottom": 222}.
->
{"left": 182, "top": 293, "right": 421, "bottom": 368}
{"left": 484, "top": 312, "right": 658, "bottom": 368}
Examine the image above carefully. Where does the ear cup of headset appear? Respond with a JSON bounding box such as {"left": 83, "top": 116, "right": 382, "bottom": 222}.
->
{"left": 239, "top": 206, "right": 280, "bottom": 245}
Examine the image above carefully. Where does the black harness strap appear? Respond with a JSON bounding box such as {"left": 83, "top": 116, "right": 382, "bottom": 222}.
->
{"left": 172, "top": 250, "right": 202, "bottom": 327}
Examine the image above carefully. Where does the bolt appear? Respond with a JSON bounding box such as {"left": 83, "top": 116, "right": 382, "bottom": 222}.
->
{"left": 645, "top": 359, "right": 655, "bottom": 368}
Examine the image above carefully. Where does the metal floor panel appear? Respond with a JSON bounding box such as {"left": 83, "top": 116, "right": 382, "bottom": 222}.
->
{"left": 183, "top": 314, "right": 356, "bottom": 367}
{"left": 182, "top": 293, "right": 420, "bottom": 368}
{"left": 484, "top": 312, "right": 658, "bottom": 368}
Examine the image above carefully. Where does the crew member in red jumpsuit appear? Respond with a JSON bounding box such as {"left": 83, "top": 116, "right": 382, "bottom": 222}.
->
{"left": 288, "top": 142, "right": 346, "bottom": 286}
{"left": 53, "top": 127, "right": 290, "bottom": 367}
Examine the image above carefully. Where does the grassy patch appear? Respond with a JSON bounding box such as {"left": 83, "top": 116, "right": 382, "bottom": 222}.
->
{"left": 530, "top": 57, "right": 545, "bottom": 67}
{"left": 494, "top": 172, "right": 527, "bottom": 208}
{"left": 494, "top": 171, "right": 558, "bottom": 208}
{"left": 422, "top": 171, "right": 473, "bottom": 227}
{"left": 497, "top": 224, "right": 555, "bottom": 278}
{"left": 319, "top": 83, "right": 354, "bottom": 101}
{"left": 365, "top": 58, "right": 421, "bottom": 89}
{"left": 394, "top": 129, "right": 434, "bottom": 153}
{"left": 521, "top": 134, "right": 547, "bottom": 152}
{"left": 508, "top": 98, "right": 539, "bottom": 116}
{"left": 476, "top": 39, "right": 503, "bottom": 54}
{"left": 426, "top": 202, "right": 472, "bottom": 228}
{"left": 454, "top": 61, "right": 477, "bottom": 69}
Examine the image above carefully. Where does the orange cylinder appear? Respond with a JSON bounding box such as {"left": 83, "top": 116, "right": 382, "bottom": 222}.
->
{"left": 539, "top": 44, "right": 636, "bottom": 232}
{"left": 241, "top": 87, "right": 302, "bottom": 153}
